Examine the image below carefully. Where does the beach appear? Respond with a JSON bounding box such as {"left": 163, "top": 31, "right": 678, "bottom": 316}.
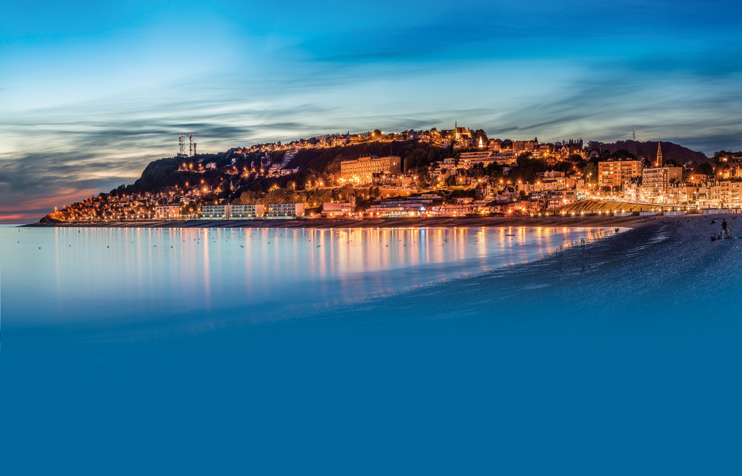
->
{"left": 282, "top": 213, "right": 742, "bottom": 334}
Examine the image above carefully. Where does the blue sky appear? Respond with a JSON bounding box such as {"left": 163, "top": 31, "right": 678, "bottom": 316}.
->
{"left": 2, "top": 0, "right": 742, "bottom": 222}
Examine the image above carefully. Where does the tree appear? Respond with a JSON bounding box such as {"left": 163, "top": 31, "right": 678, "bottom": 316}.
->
{"left": 568, "top": 154, "right": 584, "bottom": 163}
{"left": 471, "top": 129, "right": 488, "bottom": 144}
{"left": 610, "top": 149, "right": 637, "bottom": 160}
{"left": 694, "top": 162, "right": 714, "bottom": 176}
{"left": 584, "top": 163, "right": 598, "bottom": 183}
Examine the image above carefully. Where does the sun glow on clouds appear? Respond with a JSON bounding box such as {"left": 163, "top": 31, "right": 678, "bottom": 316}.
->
{"left": 3, "top": 0, "right": 742, "bottom": 221}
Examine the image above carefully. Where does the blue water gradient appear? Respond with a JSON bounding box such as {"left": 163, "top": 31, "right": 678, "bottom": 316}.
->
{"left": 0, "top": 226, "right": 608, "bottom": 338}
{"left": 1, "top": 224, "right": 741, "bottom": 474}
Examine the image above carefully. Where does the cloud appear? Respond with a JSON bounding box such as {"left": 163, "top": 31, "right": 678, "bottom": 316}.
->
{"left": 4, "top": 0, "right": 742, "bottom": 223}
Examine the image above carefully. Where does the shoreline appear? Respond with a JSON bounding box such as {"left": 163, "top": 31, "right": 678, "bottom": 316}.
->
{"left": 24, "top": 215, "right": 668, "bottom": 229}
{"left": 297, "top": 213, "right": 742, "bottom": 333}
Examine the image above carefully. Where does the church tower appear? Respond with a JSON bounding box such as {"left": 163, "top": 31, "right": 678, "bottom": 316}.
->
{"left": 655, "top": 141, "right": 663, "bottom": 167}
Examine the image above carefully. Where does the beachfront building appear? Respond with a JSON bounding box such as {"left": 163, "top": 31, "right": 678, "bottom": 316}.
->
{"left": 321, "top": 199, "right": 356, "bottom": 218}
{"left": 545, "top": 190, "right": 578, "bottom": 208}
{"left": 266, "top": 203, "right": 305, "bottom": 218}
{"left": 155, "top": 205, "right": 181, "bottom": 220}
{"left": 709, "top": 181, "right": 742, "bottom": 208}
{"left": 365, "top": 194, "right": 441, "bottom": 217}
{"left": 730, "top": 182, "right": 742, "bottom": 207}
{"left": 230, "top": 204, "right": 265, "bottom": 219}
{"left": 598, "top": 160, "right": 642, "bottom": 188}
{"left": 622, "top": 180, "right": 640, "bottom": 201}
{"left": 641, "top": 167, "right": 683, "bottom": 202}
{"left": 340, "top": 155, "right": 402, "bottom": 184}
{"left": 428, "top": 203, "right": 492, "bottom": 217}
{"left": 671, "top": 184, "right": 699, "bottom": 204}
{"left": 202, "top": 204, "right": 231, "bottom": 219}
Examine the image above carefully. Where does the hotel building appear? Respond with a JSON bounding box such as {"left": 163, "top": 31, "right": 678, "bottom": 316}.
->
{"left": 340, "top": 155, "right": 402, "bottom": 184}
{"left": 598, "top": 160, "right": 642, "bottom": 188}
{"left": 641, "top": 167, "right": 683, "bottom": 202}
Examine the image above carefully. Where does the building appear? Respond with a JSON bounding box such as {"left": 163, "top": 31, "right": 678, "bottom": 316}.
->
{"left": 365, "top": 194, "right": 441, "bottom": 217}
{"left": 458, "top": 151, "right": 494, "bottom": 168}
{"left": 155, "top": 205, "right": 181, "bottom": 220}
{"left": 453, "top": 121, "right": 472, "bottom": 140}
{"left": 671, "top": 184, "right": 698, "bottom": 204}
{"left": 709, "top": 181, "right": 742, "bottom": 207}
{"left": 428, "top": 203, "right": 492, "bottom": 217}
{"left": 641, "top": 167, "right": 683, "bottom": 202}
{"left": 730, "top": 182, "right": 742, "bottom": 206}
{"left": 340, "top": 155, "right": 402, "bottom": 184}
{"left": 267, "top": 203, "right": 305, "bottom": 218}
{"left": 282, "top": 148, "right": 298, "bottom": 166}
{"left": 513, "top": 140, "right": 537, "bottom": 152}
{"left": 230, "top": 204, "right": 265, "bottom": 219}
{"left": 321, "top": 200, "right": 356, "bottom": 218}
{"left": 202, "top": 204, "right": 231, "bottom": 219}
{"left": 492, "top": 151, "right": 518, "bottom": 165}
{"left": 598, "top": 160, "right": 643, "bottom": 188}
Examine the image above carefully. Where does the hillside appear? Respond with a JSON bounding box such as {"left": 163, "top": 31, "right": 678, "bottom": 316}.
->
{"left": 285, "top": 141, "right": 454, "bottom": 176}
{"left": 111, "top": 141, "right": 455, "bottom": 199}
{"left": 587, "top": 140, "right": 707, "bottom": 165}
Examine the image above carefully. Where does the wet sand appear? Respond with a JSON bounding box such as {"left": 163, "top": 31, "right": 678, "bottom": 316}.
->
{"left": 295, "top": 213, "right": 742, "bottom": 332}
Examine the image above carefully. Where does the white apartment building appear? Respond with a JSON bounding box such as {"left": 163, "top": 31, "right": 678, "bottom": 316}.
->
{"left": 267, "top": 203, "right": 305, "bottom": 218}
{"left": 202, "top": 204, "right": 230, "bottom": 219}
{"left": 231, "top": 204, "right": 265, "bottom": 219}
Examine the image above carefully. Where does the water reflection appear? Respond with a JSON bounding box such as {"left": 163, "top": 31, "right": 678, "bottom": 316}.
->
{"left": 1, "top": 226, "right": 621, "bottom": 336}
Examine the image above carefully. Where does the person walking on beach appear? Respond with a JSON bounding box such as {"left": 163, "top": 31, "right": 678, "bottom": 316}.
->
{"left": 722, "top": 219, "right": 730, "bottom": 238}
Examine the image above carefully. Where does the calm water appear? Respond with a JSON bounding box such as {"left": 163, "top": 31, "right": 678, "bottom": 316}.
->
{"left": 0, "top": 226, "right": 612, "bottom": 338}
{"left": 2, "top": 224, "right": 741, "bottom": 475}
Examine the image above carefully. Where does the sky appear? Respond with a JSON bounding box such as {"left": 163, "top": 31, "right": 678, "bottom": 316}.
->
{"left": 2, "top": 0, "right": 742, "bottom": 223}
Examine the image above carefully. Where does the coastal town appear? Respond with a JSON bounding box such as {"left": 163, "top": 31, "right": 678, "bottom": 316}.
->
{"left": 45, "top": 125, "right": 742, "bottom": 223}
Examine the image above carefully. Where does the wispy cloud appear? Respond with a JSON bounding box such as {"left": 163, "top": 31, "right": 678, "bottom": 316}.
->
{"left": 3, "top": 0, "right": 742, "bottom": 222}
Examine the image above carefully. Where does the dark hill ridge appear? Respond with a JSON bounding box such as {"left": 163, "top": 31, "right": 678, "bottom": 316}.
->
{"left": 118, "top": 141, "right": 454, "bottom": 196}
{"left": 114, "top": 139, "right": 710, "bottom": 199}
{"left": 587, "top": 140, "right": 708, "bottom": 165}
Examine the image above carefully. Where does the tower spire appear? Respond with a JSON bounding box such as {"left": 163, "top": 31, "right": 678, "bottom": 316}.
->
{"left": 656, "top": 141, "right": 663, "bottom": 167}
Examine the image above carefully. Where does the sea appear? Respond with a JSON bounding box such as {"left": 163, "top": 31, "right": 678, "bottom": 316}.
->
{"left": 1, "top": 223, "right": 740, "bottom": 475}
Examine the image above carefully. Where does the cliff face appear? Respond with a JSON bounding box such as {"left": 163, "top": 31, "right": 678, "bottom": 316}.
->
{"left": 588, "top": 140, "right": 708, "bottom": 165}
